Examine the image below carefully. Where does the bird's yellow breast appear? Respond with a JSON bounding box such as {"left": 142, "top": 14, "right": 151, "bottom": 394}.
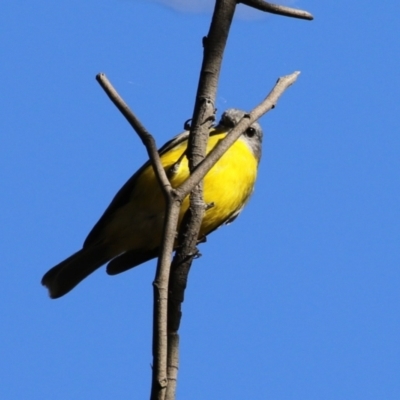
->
{"left": 106, "top": 133, "right": 258, "bottom": 252}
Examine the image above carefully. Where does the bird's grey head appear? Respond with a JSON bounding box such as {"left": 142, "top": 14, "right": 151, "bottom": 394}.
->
{"left": 218, "top": 108, "right": 263, "bottom": 162}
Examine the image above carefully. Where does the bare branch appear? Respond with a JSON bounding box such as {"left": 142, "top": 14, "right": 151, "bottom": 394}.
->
{"left": 183, "top": 0, "right": 239, "bottom": 268}
{"left": 165, "top": 70, "right": 300, "bottom": 399}
{"left": 239, "top": 0, "right": 313, "bottom": 20}
{"left": 165, "top": 333, "right": 179, "bottom": 400}
{"left": 178, "top": 71, "right": 300, "bottom": 199}
{"left": 95, "top": 72, "right": 178, "bottom": 400}
{"left": 164, "top": 1, "right": 238, "bottom": 396}
{"left": 96, "top": 73, "right": 172, "bottom": 195}
{"left": 151, "top": 199, "right": 182, "bottom": 400}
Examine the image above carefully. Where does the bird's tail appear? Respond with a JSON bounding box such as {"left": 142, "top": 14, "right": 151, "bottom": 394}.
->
{"left": 41, "top": 245, "right": 111, "bottom": 299}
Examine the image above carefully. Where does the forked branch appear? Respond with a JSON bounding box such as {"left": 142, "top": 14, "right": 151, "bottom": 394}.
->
{"left": 96, "top": 0, "right": 312, "bottom": 398}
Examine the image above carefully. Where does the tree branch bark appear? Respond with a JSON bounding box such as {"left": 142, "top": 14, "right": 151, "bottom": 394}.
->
{"left": 165, "top": 1, "right": 238, "bottom": 398}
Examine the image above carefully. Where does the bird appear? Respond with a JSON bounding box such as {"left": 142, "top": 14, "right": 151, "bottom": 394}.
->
{"left": 41, "top": 109, "right": 263, "bottom": 298}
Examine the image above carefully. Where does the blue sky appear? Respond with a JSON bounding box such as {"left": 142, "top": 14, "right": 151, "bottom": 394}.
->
{"left": 1, "top": 0, "right": 400, "bottom": 399}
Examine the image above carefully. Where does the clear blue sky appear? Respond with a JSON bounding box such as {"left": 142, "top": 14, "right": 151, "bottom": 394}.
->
{"left": 2, "top": 1, "right": 400, "bottom": 399}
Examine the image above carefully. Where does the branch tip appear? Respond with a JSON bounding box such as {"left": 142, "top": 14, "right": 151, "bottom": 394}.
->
{"left": 240, "top": 0, "right": 313, "bottom": 20}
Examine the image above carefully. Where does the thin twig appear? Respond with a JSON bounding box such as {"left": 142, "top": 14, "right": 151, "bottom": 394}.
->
{"left": 239, "top": 0, "right": 313, "bottom": 20}
{"left": 96, "top": 73, "right": 172, "bottom": 195}
{"left": 178, "top": 71, "right": 300, "bottom": 199}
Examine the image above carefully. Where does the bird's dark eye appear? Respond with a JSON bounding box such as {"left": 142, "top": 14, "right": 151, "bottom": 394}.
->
{"left": 245, "top": 127, "right": 256, "bottom": 137}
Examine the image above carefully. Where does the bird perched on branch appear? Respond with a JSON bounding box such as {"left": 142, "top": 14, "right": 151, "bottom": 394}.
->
{"left": 42, "top": 109, "right": 263, "bottom": 298}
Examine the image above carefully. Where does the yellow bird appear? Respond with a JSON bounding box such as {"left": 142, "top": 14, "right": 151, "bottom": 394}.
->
{"left": 42, "top": 109, "right": 263, "bottom": 298}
